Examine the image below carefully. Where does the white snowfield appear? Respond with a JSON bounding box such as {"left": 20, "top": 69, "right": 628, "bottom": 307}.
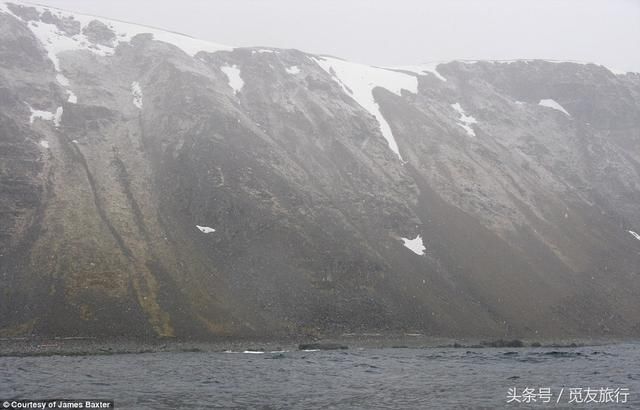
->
{"left": 451, "top": 103, "right": 478, "bottom": 137}
{"left": 196, "top": 225, "right": 216, "bottom": 234}
{"left": 538, "top": 99, "right": 570, "bottom": 116}
{"left": 220, "top": 65, "right": 244, "bottom": 94}
{"left": 1, "top": 1, "right": 232, "bottom": 68}
{"left": 629, "top": 231, "right": 640, "bottom": 241}
{"left": 131, "top": 81, "right": 143, "bottom": 109}
{"left": 313, "top": 56, "right": 417, "bottom": 161}
{"left": 401, "top": 235, "right": 426, "bottom": 256}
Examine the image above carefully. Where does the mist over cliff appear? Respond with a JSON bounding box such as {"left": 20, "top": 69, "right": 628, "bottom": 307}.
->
{"left": 1, "top": 1, "right": 640, "bottom": 340}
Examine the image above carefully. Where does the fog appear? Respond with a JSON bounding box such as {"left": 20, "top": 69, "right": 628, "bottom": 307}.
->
{"left": 31, "top": 0, "right": 640, "bottom": 73}
{"left": 3, "top": 1, "right": 640, "bottom": 406}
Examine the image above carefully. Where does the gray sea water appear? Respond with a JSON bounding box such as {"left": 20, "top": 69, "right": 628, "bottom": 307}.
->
{"left": 1, "top": 343, "right": 639, "bottom": 409}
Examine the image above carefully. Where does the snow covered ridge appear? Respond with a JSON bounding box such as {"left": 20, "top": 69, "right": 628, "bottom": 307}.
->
{"left": 455, "top": 58, "right": 592, "bottom": 65}
{"left": 312, "top": 56, "right": 417, "bottom": 161}
{"left": 451, "top": 103, "right": 478, "bottom": 137}
{"left": 409, "top": 59, "right": 638, "bottom": 76}
{"left": 0, "top": 1, "right": 232, "bottom": 63}
{"left": 453, "top": 58, "right": 604, "bottom": 68}
{"left": 2, "top": 0, "right": 232, "bottom": 112}
{"left": 538, "top": 99, "right": 570, "bottom": 116}
{"left": 390, "top": 63, "right": 447, "bottom": 82}
{"left": 401, "top": 235, "right": 425, "bottom": 256}
{"left": 252, "top": 49, "right": 277, "bottom": 54}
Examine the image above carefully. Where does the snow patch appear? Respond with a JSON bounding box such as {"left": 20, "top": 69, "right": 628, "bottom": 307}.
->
{"left": 196, "top": 225, "right": 216, "bottom": 234}
{"left": 131, "top": 81, "right": 143, "bottom": 109}
{"left": 28, "top": 105, "right": 63, "bottom": 127}
{"left": 220, "top": 65, "right": 244, "bottom": 94}
{"left": 285, "top": 65, "right": 300, "bottom": 75}
{"left": 401, "top": 235, "right": 426, "bottom": 256}
{"left": 26, "top": 19, "right": 108, "bottom": 71}
{"left": 538, "top": 99, "right": 570, "bottom": 116}
{"left": 313, "top": 56, "right": 417, "bottom": 161}
{"left": 56, "top": 73, "right": 70, "bottom": 86}
{"left": 39, "top": 140, "right": 50, "bottom": 149}
{"left": 67, "top": 90, "right": 77, "bottom": 104}
{"left": 451, "top": 103, "right": 478, "bottom": 137}
{"left": 56, "top": 74, "right": 77, "bottom": 103}
{"left": 53, "top": 106, "right": 63, "bottom": 127}
{"left": 390, "top": 63, "right": 447, "bottom": 82}
{"left": 29, "top": 107, "right": 55, "bottom": 124}
{"left": 629, "top": 231, "right": 640, "bottom": 241}
{"left": 252, "top": 49, "right": 276, "bottom": 54}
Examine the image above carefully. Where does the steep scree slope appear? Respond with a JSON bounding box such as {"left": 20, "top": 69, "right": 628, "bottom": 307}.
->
{"left": 1, "top": 2, "right": 640, "bottom": 339}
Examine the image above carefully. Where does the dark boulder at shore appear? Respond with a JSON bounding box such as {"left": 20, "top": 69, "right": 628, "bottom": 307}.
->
{"left": 299, "top": 343, "right": 348, "bottom": 351}
{"left": 480, "top": 339, "right": 525, "bottom": 348}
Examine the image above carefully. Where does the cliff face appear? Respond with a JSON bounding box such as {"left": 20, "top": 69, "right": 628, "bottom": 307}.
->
{"left": 1, "top": 1, "right": 639, "bottom": 339}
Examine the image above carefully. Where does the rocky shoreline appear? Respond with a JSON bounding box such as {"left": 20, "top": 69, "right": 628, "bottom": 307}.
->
{"left": 0, "top": 334, "right": 629, "bottom": 358}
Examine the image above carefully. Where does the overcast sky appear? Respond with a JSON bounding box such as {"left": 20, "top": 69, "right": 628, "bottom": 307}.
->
{"left": 31, "top": 0, "right": 640, "bottom": 72}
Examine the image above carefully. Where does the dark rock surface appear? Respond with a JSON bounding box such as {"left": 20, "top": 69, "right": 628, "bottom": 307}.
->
{"left": 298, "top": 343, "right": 348, "bottom": 351}
{"left": 0, "top": 2, "right": 639, "bottom": 340}
{"left": 82, "top": 20, "right": 115, "bottom": 47}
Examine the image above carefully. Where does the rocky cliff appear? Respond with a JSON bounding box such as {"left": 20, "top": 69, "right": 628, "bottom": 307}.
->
{"left": 1, "top": 1, "right": 639, "bottom": 339}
